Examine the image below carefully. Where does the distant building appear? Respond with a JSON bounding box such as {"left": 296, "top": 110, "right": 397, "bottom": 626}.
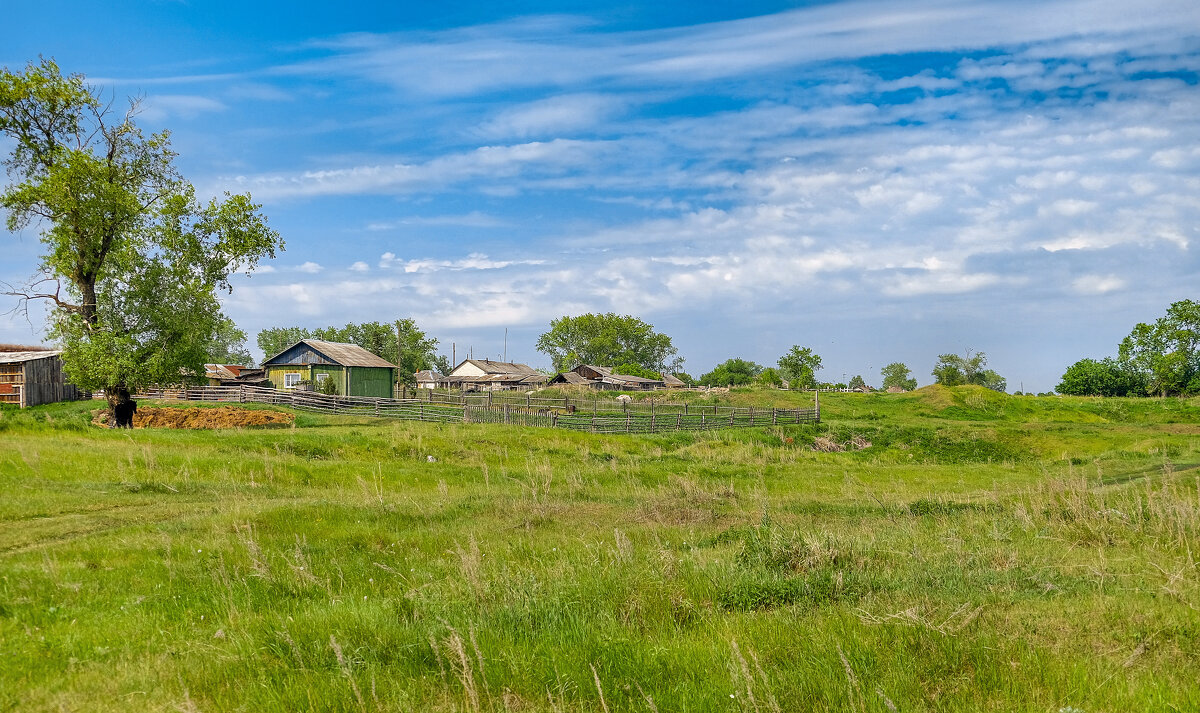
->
{"left": 662, "top": 374, "right": 686, "bottom": 388}
{"left": 548, "top": 364, "right": 665, "bottom": 391}
{"left": 205, "top": 364, "right": 270, "bottom": 387}
{"left": 414, "top": 370, "right": 445, "bottom": 389}
{"left": 261, "top": 339, "right": 397, "bottom": 398}
{"left": 0, "top": 348, "right": 87, "bottom": 408}
{"left": 445, "top": 359, "right": 548, "bottom": 391}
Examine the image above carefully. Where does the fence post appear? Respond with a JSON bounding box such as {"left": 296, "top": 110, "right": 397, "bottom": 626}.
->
{"left": 551, "top": 412, "right": 558, "bottom": 429}
{"left": 591, "top": 412, "right": 596, "bottom": 432}
{"left": 772, "top": 408, "right": 777, "bottom": 425}
{"left": 701, "top": 414, "right": 705, "bottom": 430}
{"left": 677, "top": 413, "right": 682, "bottom": 430}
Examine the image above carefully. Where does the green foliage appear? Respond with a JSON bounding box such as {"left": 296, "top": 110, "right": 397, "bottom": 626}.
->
{"left": 315, "top": 375, "right": 339, "bottom": 396}
{"left": 848, "top": 374, "right": 866, "bottom": 390}
{"left": 932, "top": 351, "right": 1006, "bottom": 392}
{"left": 258, "top": 319, "right": 443, "bottom": 384}
{"left": 204, "top": 316, "right": 253, "bottom": 366}
{"left": 0, "top": 59, "right": 281, "bottom": 392}
{"left": 699, "top": 358, "right": 762, "bottom": 386}
{"left": 777, "top": 345, "right": 822, "bottom": 389}
{"left": 1057, "top": 357, "right": 1145, "bottom": 397}
{"left": 755, "top": 367, "right": 783, "bottom": 387}
{"left": 880, "top": 361, "right": 917, "bottom": 391}
{"left": 672, "top": 371, "right": 697, "bottom": 387}
{"left": 535, "top": 312, "right": 682, "bottom": 373}
{"left": 612, "top": 362, "right": 661, "bottom": 380}
{"left": 1118, "top": 298, "right": 1200, "bottom": 396}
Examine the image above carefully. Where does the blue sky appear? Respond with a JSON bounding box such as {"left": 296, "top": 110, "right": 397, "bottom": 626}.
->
{"left": 3, "top": 0, "right": 1199, "bottom": 390}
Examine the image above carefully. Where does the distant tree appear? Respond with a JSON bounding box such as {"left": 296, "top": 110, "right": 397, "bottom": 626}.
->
{"left": 613, "top": 362, "right": 661, "bottom": 380}
{"left": 756, "top": 367, "right": 783, "bottom": 388}
{"left": 536, "top": 313, "right": 682, "bottom": 373}
{"left": 977, "top": 369, "right": 1006, "bottom": 393}
{"left": 699, "top": 358, "right": 762, "bottom": 386}
{"left": 672, "top": 371, "right": 697, "bottom": 387}
{"left": 777, "top": 345, "right": 822, "bottom": 389}
{"left": 848, "top": 374, "right": 867, "bottom": 391}
{"left": 0, "top": 59, "right": 281, "bottom": 400}
{"left": 1118, "top": 299, "right": 1200, "bottom": 397}
{"left": 257, "top": 319, "right": 442, "bottom": 385}
{"left": 257, "top": 327, "right": 311, "bottom": 360}
{"left": 880, "top": 362, "right": 917, "bottom": 391}
{"left": 933, "top": 351, "right": 1006, "bottom": 392}
{"left": 205, "top": 316, "right": 253, "bottom": 366}
{"left": 1057, "top": 357, "right": 1145, "bottom": 397}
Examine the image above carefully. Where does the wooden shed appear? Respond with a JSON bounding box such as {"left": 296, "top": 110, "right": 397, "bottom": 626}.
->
{"left": 261, "top": 339, "right": 398, "bottom": 398}
{"left": 0, "top": 349, "right": 87, "bottom": 408}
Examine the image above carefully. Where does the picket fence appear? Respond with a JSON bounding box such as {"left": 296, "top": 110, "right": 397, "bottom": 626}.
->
{"left": 137, "top": 385, "right": 819, "bottom": 434}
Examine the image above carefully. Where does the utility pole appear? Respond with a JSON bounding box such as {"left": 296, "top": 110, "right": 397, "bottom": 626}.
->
{"left": 504, "top": 327, "right": 508, "bottom": 363}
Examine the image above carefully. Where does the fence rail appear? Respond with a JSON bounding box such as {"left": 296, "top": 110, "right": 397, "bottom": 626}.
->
{"left": 135, "top": 385, "right": 819, "bottom": 434}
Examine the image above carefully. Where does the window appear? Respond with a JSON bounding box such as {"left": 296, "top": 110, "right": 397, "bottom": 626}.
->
{"left": 284, "top": 373, "right": 301, "bottom": 389}
{"left": 315, "top": 373, "right": 329, "bottom": 383}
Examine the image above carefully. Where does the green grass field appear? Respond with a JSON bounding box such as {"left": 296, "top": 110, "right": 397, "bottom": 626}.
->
{"left": 2, "top": 386, "right": 1198, "bottom": 712}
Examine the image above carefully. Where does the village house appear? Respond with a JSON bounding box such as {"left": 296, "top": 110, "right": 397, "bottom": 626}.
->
{"left": 548, "top": 364, "right": 665, "bottom": 391}
{"left": 0, "top": 347, "right": 87, "bottom": 408}
{"left": 261, "top": 339, "right": 397, "bottom": 398}
{"left": 445, "top": 359, "right": 548, "bottom": 391}
{"left": 413, "top": 370, "right": 445, "bottom": 389}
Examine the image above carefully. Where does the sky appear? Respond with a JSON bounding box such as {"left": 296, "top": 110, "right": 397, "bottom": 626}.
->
{"left": 2, "top": 0, "right": 1198, "bottom": 391}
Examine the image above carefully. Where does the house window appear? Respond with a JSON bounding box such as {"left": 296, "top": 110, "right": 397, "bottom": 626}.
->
{"left": 315, "top": 373, "right": 329, "bottom": 383}
{"left": 284, "top": 373, "right": 301, "bottom": 389}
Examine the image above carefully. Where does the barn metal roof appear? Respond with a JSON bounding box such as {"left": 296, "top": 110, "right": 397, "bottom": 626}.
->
{"left": 263, "top": 340, "right": 397, "bottom": 368}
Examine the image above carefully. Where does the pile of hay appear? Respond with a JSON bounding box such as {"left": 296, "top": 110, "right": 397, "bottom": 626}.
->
{"left": 93, "top": 406, "right": 294, "bottom": 429}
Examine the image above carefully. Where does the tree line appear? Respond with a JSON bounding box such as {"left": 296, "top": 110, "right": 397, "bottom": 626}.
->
{"left": 1057, "top": 299, "right": 1199, "bottom": 397}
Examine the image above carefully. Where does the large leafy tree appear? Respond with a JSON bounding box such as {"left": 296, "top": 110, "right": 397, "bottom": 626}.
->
{"left": 777, "top": 345, "right": 822, "bottom": 389}
{"left": 258, "top": 319, "right": 446, "bottom": 385}
{"left": 1057, "top": 357, "right": 1144, "bottom": 397}
{"left": 699, "top": 358, "right": 762, "bottom": 386}
{"left": 205, "top": 316, "right": 254, "bottom": 366}
{"left": 1118, "top": 299, "right": 1200, "bottom": 397}
{"left": 0, "top": 59, "right": 281, "bottom": 396}
{"left": 932, "top": 350, "right": 1006, "bottom": 392}
{"left": 536, "top": 313, "right": 682, "bottom": 373}
{"left": 880, "top": 362, "right": 917, "bottom": 391}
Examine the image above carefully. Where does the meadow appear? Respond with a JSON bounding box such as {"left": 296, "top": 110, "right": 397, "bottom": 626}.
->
{"left": 1, "top": 386, "right": 1198, "bottom": 712}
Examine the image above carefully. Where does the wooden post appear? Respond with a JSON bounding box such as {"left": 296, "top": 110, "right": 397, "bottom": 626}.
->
{"left": 772, "top": 408, "right": 777, "bottom": 425}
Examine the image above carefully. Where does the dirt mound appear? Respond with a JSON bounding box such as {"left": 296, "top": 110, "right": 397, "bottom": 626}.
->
{"left": 93, "top": 406, "right": 294, "bottom": 429}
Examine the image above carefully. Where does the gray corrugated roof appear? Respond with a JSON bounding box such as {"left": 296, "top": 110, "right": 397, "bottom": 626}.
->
{"left": 304, "top": 340, "right": 397, "bottom": 368}
{"left": 0, "top": 350, "right": 62, "bottom": 365}
{"left": 456, "top": 359, "right": 540, "bottom": 376}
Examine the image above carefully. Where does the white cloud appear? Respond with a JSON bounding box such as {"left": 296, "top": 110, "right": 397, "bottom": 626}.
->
{"left": 477, "top": 93, "right": 627, "bottom": 139}
{"left": 366, "top": 212, "right": 508, "bottom": 230}
{"left": 138, "top": 95, "right": 227, "bottom": 121}
{"left": 349, "top": 261, "right": 369, "bottom": 272}
{"left": 296, "top": 261, "right": 324, "bottom": 273}
{"left": 1072, "top": 274, "right": 1126, "bottom": 294}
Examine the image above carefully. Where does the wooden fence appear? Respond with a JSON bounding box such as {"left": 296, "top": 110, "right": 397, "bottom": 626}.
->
{"left": 136, "top": 385, "right": 819, "bottom": 434}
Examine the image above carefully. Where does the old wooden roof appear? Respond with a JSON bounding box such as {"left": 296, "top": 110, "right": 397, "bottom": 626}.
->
{"left": 263, "top": 340, "right": 397, "bottom": 368}
{"left": 0, "top": 350, "right": 62, "bottom": 365}
{"left": 455, "top": 359, "right": 540, "bottom": 376}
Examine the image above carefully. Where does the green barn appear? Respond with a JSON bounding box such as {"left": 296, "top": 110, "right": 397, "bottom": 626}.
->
{"left": 261, "top": 339, "right": 397, "bottom": 398}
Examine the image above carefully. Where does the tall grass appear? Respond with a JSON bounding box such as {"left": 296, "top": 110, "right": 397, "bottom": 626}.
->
{"left": 1, "top": 391, "right": 1198, "bottom": 711}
